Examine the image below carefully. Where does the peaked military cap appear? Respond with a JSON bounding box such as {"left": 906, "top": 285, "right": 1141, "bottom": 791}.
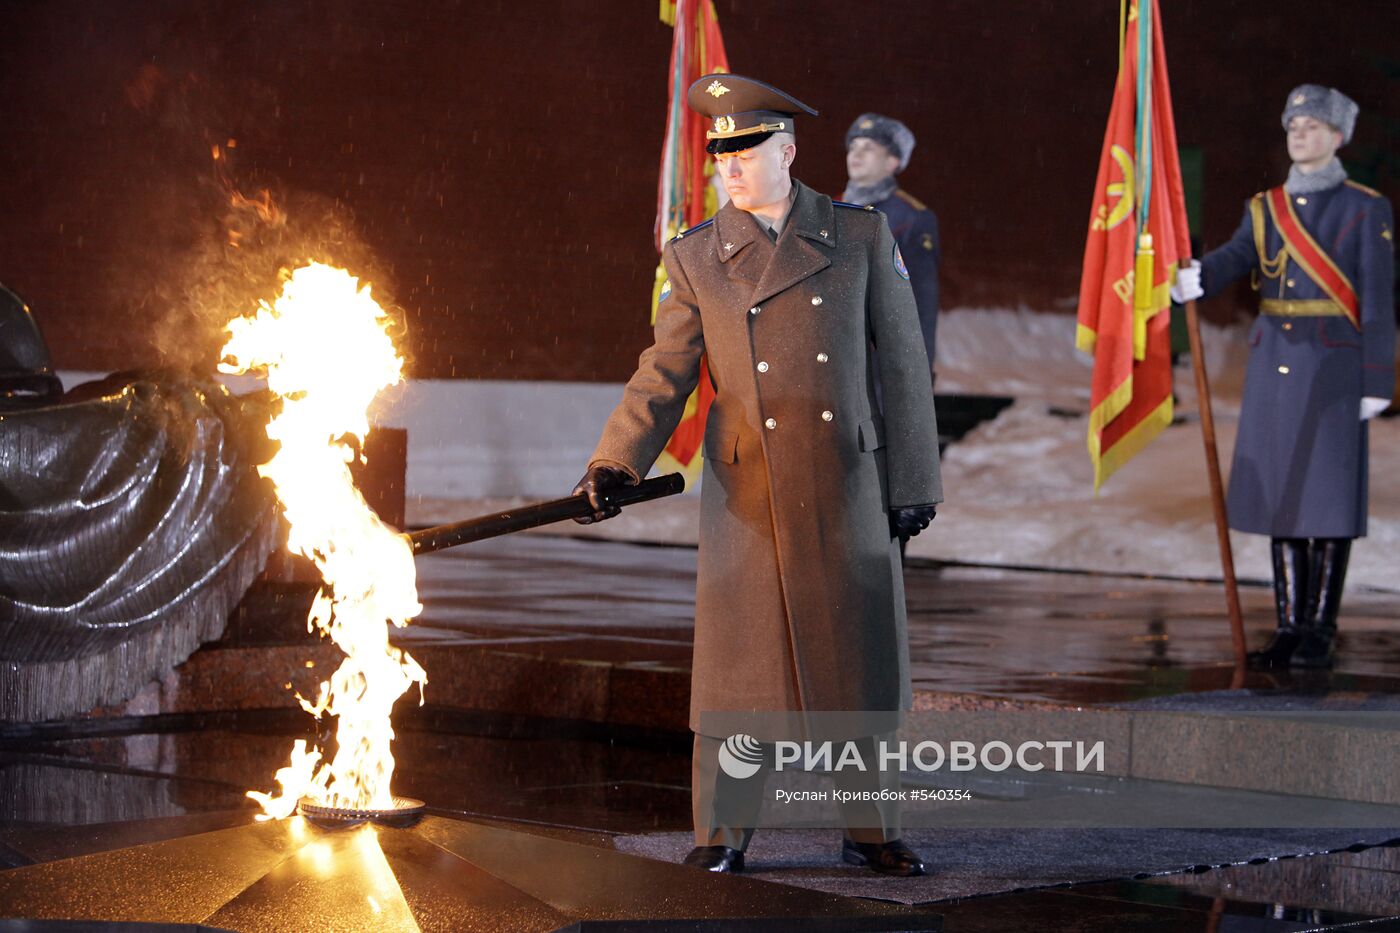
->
{"left": 846, "top": 112, "right": 916, "bottom": 172}
{"left": 1281, "top": 84, "right": 1359, "bottom": 144}
{"left": 687, "top": 73, "right": 818, "bottom": 154}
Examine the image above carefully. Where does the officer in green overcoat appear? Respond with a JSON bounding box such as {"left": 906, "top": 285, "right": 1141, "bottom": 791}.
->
{"left": 574, "top": 74, "right": 942, "bottom": 876}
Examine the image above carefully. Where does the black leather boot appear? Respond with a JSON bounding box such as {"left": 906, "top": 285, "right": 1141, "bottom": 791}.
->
{"left": 1293, "top": 538, "right": 1350, "bottom": 669}
{"left": 1247, "top": 538, "right": 1309, "bottom": 668}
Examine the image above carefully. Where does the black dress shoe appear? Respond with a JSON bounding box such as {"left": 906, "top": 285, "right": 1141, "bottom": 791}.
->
{"left": 683, "top": 845, "right": 744, "bottom": 872}
{"left": 841, "top": 837, "right": 926, "bottom": 876}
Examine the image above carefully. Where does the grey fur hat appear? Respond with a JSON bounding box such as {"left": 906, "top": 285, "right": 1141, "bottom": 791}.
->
{"left": 845, "top": 113, "right": 916, "bottom": 172}
{"left": 1281, "top": 85, "right": 1359, "bottom": 144}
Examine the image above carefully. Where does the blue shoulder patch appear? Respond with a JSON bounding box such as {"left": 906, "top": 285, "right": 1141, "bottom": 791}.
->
{"left": 670, "top": 218, "right": 714, "bottom": 242}
{"left": 893, "top": 243, "right": 910, "bottom": 280}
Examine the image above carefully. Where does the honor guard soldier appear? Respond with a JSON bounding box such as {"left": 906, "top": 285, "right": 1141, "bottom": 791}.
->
{"left": 572, "top": 74, "right": 942, "bottom": 875}
{"left": 844, "top": 113, "right": 941, "bottom": 381}
{"left": 1174, "top": 85, "right": 1396, "bottom": 668}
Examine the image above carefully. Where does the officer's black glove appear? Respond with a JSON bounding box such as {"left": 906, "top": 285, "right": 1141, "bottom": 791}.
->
{"left": 571, "top": 464, "right": 633, "bottom": 524}
{"left": 889, "top": 504, "right": 937, "bottom": 542}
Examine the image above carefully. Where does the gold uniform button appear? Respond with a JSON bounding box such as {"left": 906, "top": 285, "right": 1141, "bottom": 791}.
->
{"left": 821, "top": 411, "right": 834, "bottom": 422}
{"left": 765, "top": 418, "right": 777, "bottom": 430}
{"left": 1282, "top": 322, "right": 1293, "bottom": 331}
{"left": 1286, "top": 279, "right": 1296, "bottom": 288}
{"left": 749, "top": 306, "right": 761, "bottom": 315}
{"left": 1278, "top": 365, "right": 1290, "bottom": 374}
{"left": 756, "top": 361, "right": 769, "bottom": 373}
{"left": 811, "top": 296, "right": 823, "bottom": 306}
{"left": 816, "top": 353, "right": 829, "bottom": 363}
{"left": 1296, "top": 196, "right": 1308, "bottom": 206}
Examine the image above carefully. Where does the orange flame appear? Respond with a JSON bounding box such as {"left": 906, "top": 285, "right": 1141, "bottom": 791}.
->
{"left": 223, "top": 262, "right": 426, "bottom": 819}
{"left": 229, "top": 189, "right": 283, "bottom": 225}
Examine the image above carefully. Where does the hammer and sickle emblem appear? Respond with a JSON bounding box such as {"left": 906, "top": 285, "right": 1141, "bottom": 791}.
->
{"left": 1092, "top": 144, "right": 1136, "bottom": 231}
{"left": 714, "top": 115, "right": 735, "bottom": 134}
{"left": 707, "top": 81, "right": 730, "bottom": 98}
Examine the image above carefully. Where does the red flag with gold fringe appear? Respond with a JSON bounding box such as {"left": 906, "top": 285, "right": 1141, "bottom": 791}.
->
{"left": 1075, "top": 0, "right": 1192, "bottom": 490}
{"left": 652, "top": 0, "right": 728, "bottom": 486}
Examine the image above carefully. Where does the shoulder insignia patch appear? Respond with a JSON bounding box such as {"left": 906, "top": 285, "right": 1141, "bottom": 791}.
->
{"left": 658, "top": 279, "right": 672, "bottom": 302}
{"left": 895, "top": 189, "right": 929, "bottom": 211}
{"left": 1345, "top": 180, "right": 1382, "bottom": 198}
{"left": 670, "top": 218, "right": 714, "bottom": 242}
{"left": 893, "top": 243, "right": 910, "bottom": 280}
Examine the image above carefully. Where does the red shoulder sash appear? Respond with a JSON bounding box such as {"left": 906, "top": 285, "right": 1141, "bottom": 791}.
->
{"left": 1264, "top": 186, "right": 1360, "bottom": 330}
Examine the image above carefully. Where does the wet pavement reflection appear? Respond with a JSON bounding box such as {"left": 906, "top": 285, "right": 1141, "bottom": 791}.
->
{"left": 402, "top": 534, "right": 1400, "bottom": 708}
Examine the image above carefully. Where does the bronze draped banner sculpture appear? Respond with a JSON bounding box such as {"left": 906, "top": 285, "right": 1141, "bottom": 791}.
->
{"left": 0, "top": 375, "right": 279, "bottom": 722}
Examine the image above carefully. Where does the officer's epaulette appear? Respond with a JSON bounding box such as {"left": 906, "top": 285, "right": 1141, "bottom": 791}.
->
{"left": 670, "top": 218, "right": 714, "bottom": 242}
{"left": 1344, "top": 180, "right": 1382, "bottom": 198}
{"left": 833, "top": 200, "right": 878, "bottom": 212}
{"left": 894, "top": 189, "right": 929, "bottom": 211}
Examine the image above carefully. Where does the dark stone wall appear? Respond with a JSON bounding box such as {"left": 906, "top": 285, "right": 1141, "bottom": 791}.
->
{"left": 1, "top": 0, "right": 1395, "bottom": 381}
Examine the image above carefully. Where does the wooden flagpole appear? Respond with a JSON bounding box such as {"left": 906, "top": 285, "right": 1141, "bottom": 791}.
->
{"left": 1183, "top": 298, "right": 1247, "bottom": 672}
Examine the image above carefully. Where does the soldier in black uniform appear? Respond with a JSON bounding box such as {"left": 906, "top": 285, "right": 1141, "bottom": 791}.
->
{"left": 843, "top": 113, "right": 941, "bottom": 381}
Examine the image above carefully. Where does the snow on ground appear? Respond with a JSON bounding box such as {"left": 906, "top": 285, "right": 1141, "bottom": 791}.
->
{"left": 931, "top": 305, "right": 1248, "bottom": 417}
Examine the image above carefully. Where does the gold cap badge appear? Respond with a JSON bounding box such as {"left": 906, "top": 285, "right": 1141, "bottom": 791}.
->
{"left": 707, "top": 81, "right": 730, "bottom": 98}
{"left": 1293, "top": 93, "right": 1306, "bottom": 105}
{"left": 713, "top": 115, "right": 735, "bottom": 134}
{"left": 859, "top": 119, "right": 874, "bottom": 129}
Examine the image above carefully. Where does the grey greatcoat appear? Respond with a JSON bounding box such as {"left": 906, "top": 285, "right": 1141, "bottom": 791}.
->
{"left": 590, "top": 179, "right": 942, "bottom": 733}
{"left": 1202, "top": 179, "right": 1395, "bottom": 538}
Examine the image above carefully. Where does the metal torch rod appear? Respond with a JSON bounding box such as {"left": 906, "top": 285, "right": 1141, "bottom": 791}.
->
{"left": 407, "top": 473, "right": 685, "bottom": 555}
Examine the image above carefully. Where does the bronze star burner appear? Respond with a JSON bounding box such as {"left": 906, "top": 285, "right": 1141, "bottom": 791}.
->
{"left": 297, "top": 796, "right": 426, "bottom": 828}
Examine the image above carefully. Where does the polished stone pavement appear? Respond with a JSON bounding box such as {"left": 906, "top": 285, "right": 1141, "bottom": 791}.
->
{"left": 3, "top": 710, "right": 1400, "bottom": 930}
{"left": 0, "top": 809, "right": 941, "bottom": 931}
{"left": 5, "top": 533, "right": 1400, "bottom": 928}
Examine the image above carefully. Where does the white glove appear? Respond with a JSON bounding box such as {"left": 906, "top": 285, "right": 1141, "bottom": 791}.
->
{"left": 1361, "top": 397, "right": 1389, "bottom": 420}
{"left": 1170, "top": 259, "right": 1204, "bottom": 304}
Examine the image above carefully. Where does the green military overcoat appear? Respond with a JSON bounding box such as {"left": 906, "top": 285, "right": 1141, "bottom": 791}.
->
{"left": 590, "top": 179, "right": 942, "bottom": 734}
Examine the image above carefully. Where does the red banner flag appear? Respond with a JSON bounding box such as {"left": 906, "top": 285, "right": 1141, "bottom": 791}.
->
{"left": 1076, "top": 0, "right": 1192, "bottom": 490}
{"left": 652, "top": 0, "right": 728, "bottom": 486}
